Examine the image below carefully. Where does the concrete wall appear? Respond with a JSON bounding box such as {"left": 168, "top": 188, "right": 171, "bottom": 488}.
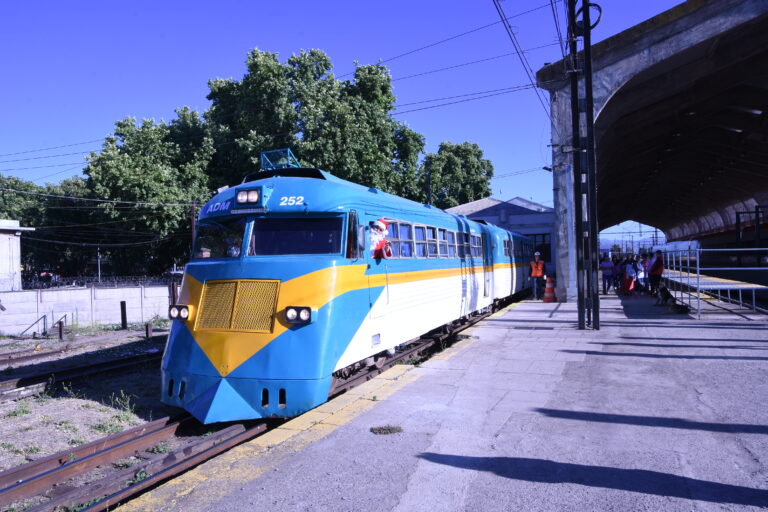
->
{"left": 0, "top": 285, "right": 171, "bottom": 336}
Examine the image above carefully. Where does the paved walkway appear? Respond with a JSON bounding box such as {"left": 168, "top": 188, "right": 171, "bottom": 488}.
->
{"left": 119, "top": 294, "right": 768, "bottom": 511}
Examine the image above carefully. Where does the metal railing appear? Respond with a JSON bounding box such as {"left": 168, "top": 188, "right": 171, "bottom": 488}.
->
{"left": 662, "top": 245, "right": 768, "bottom": 319}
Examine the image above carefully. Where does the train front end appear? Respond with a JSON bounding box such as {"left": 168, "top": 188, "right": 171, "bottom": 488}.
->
{"left": 161, "top": 172, "right": 368, "bottom": 423}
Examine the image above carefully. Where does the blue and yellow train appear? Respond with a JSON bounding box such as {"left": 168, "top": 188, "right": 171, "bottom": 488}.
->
{"left": 162, "top": 166, "right": 533, "bottom": 423}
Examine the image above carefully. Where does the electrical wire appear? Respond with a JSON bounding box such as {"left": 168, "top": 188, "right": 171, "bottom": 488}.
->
{"left": 0, "top": 161, "right": 86, "bottom": 172}
{"left": 21, "top": 234, "right": 183, "bottom": 248}
{"left": 393, "top": 84, "right": 543, "bottom": 115}
{"left": 0, "top": 149, "right": 99, "bottom": 164}
{"left": 337, "top": 2, "right": 555, "bottom": 78}
{"left": 391, "top": 43, "right": 559, "bottom": 82}
{"left": 0, "top": 187, "right": 197, "bottom": 206}
{"left": 549, "top": 0, "right": 567, "bottom": 59}
{"left": 0, "top": 138, "right": 104, "bottom": 157}
{"left": 492, "top": 0, "right": 554, "bottom": 129}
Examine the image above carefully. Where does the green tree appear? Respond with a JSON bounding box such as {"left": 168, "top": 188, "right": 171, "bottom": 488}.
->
{"left": 420, "top": 142, "right": 494, "bottom": 209}
{"left": 84, "top": 112, "right": 214, "bottom": 273}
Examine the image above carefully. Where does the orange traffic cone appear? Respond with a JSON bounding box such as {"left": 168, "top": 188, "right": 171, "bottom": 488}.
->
{"left": 542, "top": 277, "right": 557, "bottom": 303}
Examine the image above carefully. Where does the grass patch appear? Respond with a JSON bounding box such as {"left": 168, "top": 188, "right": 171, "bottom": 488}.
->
{"left": 68, "top": 438, "right": 86, "bottom": 446}
{"left": 4, "top": 401, "right": 32, "bottom": 418}
{"left": 113, "top": 457, "right": 138, "bottom": 469}
{"left": 146, "top": 442, "right": 170, "bottom": 454}
{"left": 126, "top": 468, "right": 150, "bottom": 486}
{"left": 90, "top": 421, "right": 123, "bottom": 435}
{"left": 370, "top": 425, "right": 403, "bottom": 435}
{"left": 0, "top": 442, "right": 41, "bottom": 456}
{"left": 55, "top": 420, "right": 79, "bottom": 433}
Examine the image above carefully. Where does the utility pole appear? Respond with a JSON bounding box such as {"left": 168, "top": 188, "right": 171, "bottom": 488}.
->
{"left": 567, "top": 0, "right": 601, "bottom": 329}
{"left": 97, "top": 246, "right": 101, "bottom": 283}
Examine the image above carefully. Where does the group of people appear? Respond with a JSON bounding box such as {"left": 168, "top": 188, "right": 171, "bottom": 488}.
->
{"left": 599, "top": 250, "right": 664, "bottom": 296}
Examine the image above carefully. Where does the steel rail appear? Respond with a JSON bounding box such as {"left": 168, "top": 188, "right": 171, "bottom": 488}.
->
{"left": 1, "top": 345, "right": 71, "bottom": 364}
{"left": 0, "top": 351, "right": 163, "bottom": 403}
{"left": 0, "top": 415, "right": 191, "bottom": 506}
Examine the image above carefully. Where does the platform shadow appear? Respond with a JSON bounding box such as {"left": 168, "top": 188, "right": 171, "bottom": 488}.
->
{"left": 560, "top": 349, "right": 768, "bottom": 361}
{"left": 534, "top": 408, "right": 768, "bottom": 434}
{"left": 418, "top": 453, "right": 768, "bottom": 507}
{"left": 588, "top": 342, "right": 767, "bottom": 350}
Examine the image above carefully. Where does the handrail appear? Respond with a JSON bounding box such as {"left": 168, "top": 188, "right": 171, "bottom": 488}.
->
{"left": 19, "top": 315, "right": 48, "bottom": 336}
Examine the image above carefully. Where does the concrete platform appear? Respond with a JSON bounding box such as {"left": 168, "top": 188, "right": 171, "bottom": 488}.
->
{"left": 118, "top": 294, "right": 768, "bottom": 511}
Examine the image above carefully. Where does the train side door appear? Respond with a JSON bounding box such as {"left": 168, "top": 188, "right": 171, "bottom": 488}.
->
{"left": 483, "top": 233, "right": 491, "bottom": 297}
{"left": 459, "top": 232, "right": 469, "bottom": 316}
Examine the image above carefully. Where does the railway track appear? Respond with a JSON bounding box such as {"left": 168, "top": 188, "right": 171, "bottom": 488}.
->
{"left": 0, "top": 305, "right": 499, "bottom": 511}
{"left": 0, "top": 351, "right": 163, "bottom": 403}
{"left": 1, "top": 345, "right": 71, "bottom": 365}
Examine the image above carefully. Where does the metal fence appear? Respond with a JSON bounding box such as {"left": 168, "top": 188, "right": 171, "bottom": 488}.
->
{"left": 662, "top": 245, "right": 768, "bottom": 319}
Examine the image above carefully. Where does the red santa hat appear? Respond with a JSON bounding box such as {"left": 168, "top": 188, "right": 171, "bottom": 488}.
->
{"left": 374, "top": 219, "right": 388, "bottom": 231}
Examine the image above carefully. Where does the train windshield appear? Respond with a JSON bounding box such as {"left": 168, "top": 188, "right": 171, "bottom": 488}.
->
{"left": 248, "top": 217, "right": 343, "bottom": 256}
{"left": 192, "top": 218, "right": 246, "bottom": 259}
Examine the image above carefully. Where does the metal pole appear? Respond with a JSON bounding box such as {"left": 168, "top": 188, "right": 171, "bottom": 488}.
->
{"left": 567, "top": 0, "right": 585, "bottom": 329}
{"left": 582, "top": 0, "right": 600, "bottom": 330}
{"left": 97, "top": 247, "right": 101, "bottom": 283}
{"left": 120, "top": 300, "right": 128, "bottom": 330}
{"left": 696, "top": 247, "right": 701, "bottom": 319}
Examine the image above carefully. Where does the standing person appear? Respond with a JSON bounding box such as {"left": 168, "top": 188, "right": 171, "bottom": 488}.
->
{"left": 622, "top": 253, "right": 638, "bottom": 296}
{"left": 640, "top": 253, "right": 650, "bottom": 292}
{"left": 635, "top": 255, "right": 647, "bottom": 293}
{"left": 599, "top": 254, "right": 614, "bottom": 294}
{"left": 649, "top": 250, "right": 664, "bottom": 294}
{"left": 529, "top": 251, "right": 546, "bottom": 300}
{"left": 612, "top": 256, "right": 622, "bottom": 292}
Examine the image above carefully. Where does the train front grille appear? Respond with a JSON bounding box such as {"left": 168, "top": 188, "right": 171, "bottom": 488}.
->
{"left": 197, "top": 279, "right": 280, "bottom": 332}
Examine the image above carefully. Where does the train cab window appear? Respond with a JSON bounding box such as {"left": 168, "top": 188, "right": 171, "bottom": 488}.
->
{"left": 447, "top": 231, "right": 457, "bottom": 257}
{"left": 346, "top": 211, "right": 361, "bottom": 259}
{"left": 427, "top": 227, "right": 438, "bottom": 257}
{"left": 414, "top": 226, "right": 427, "bottom": 258}
{"left": 398, "top": 223, "right": 414, "bottom": 258}
{"left": 192, "top": 218, "right": 247, "bottom": 259}
{"left": 248, "top": 217, "right": 343, "bottom": 255}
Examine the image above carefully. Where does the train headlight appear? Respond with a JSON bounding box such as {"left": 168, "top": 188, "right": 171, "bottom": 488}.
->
{"left": 247, "top": 190, "right": 259, "bottom": 203}
{"left": 236, "top": 191, "right": 248, "bottom": 203}
{"left": 285, "top": 306, "right": 312, "bottom": 324}
{"left": 169, "top": 305, "right": 190, "bottom": 321}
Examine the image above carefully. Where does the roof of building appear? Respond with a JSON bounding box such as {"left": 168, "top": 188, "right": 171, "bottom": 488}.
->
{"left": 0, "top": 219, "right": 34, "bottom": 232}
{"left": 447, "top": 197, "right": 553, "bottom": 216}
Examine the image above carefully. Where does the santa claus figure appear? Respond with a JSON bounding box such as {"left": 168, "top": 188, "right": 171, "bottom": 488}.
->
{"left": 370, "top": 218, "right": 392, "bottom": 259}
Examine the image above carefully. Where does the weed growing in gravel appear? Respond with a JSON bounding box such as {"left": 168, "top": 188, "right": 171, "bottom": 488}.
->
{"left": 1, "top": 442, "right": 22, "bottom": 455}
{"left": 147, "top": 442, "right": 170, "bottom": 454}
{"left": 3, "top": 401, "right": 32, "bottom": 418}
{"left": 61, "top": 381, "right": 83, "bottom": 399}
{"left": 68, "top": 497, "right": 101, "bottom": 511}
{"left": 68, "top": 438, "right": 86, "bottom": 446}
{"left": 113, "top": 457, "right": 138, "bottom": 469}
{"left": 24, "top": 445, "right": 41, "bottom": 455}
{"left": 90, "top": 421, "right": 123, "bottom": 435}
{"left": 55, "top": 420, "right": 78, "bottom": 433}
{"left": 126, "top": 468, "right": 150, "bottom": 486}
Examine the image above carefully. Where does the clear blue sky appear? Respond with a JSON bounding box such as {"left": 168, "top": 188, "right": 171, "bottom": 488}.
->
{"left": 0, "top": 0, "right": 681, "bottom": 234}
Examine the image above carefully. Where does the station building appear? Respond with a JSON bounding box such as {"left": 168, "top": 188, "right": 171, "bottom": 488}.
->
{"left": 0, "top": 219, "right": 34, "bottom": 292}
{"left": 447, "top": 197, "right": 556, "bottom": 273}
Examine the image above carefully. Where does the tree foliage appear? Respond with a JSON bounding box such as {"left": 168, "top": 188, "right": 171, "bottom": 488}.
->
{"left": 5, "top": 48, "right": 496, "bottom": 278}
{"left": 421, "top": 142, "right": 494, "bottom": 209}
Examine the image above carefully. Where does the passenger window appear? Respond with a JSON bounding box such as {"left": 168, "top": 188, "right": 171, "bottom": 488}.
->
{"left": 438, "top": 229, "right": 448, "bottom": 257}
{"left": 415, "top": 226, "right": 427, "bottom": 258}
{"left": 447, "top": 231, "right": 457, "bottom": 258}
{"left": 399, "top": 223, "right": 413, "bottom": 258}
{"left": 427, "top": 227, "right": 438, "bottom": 257}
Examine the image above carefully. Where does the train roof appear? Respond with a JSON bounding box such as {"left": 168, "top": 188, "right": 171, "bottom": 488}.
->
{"left": 199, "top": 168, "right": 529, "bottom": 238}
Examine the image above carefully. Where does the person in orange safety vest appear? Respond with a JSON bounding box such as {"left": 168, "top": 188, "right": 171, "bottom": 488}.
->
{"left": 529, "top": 251, "right": 546, "bottom": 300}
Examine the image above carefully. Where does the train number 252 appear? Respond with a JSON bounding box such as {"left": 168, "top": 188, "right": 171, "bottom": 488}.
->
{"left": 279, "top": 196, "right": 304, "bottom": 206}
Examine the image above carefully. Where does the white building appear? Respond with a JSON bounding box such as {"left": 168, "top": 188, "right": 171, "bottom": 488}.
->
{"left": 447, "top": 197, "right": 556, "bottom": 275}
{"left": 0, "top": 219, "right": 34, "bottom": 291}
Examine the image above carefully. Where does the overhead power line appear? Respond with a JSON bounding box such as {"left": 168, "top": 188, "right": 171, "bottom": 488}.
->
{"left": 0, "top": 186, "right": 196, "bottom": 206}
{"left": 338, "top": 2, "right": 555, "bottom": 78}
{"left": 492, "top": 0, "right": 556, "bottom": 132}
{"left": 392, "top": 43, "right": 559, "bottom": 82}
{"left": 21, "top": 234, "right": 180, "bottom": 248}
{"left": 0, "top": 161, "right": 85, "bottom": 172}
{"left": 0, "top": 138, "right": 104, "bottom": 157}
{"left": 0, "top": 149, "right": 99, "bottom": 164}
